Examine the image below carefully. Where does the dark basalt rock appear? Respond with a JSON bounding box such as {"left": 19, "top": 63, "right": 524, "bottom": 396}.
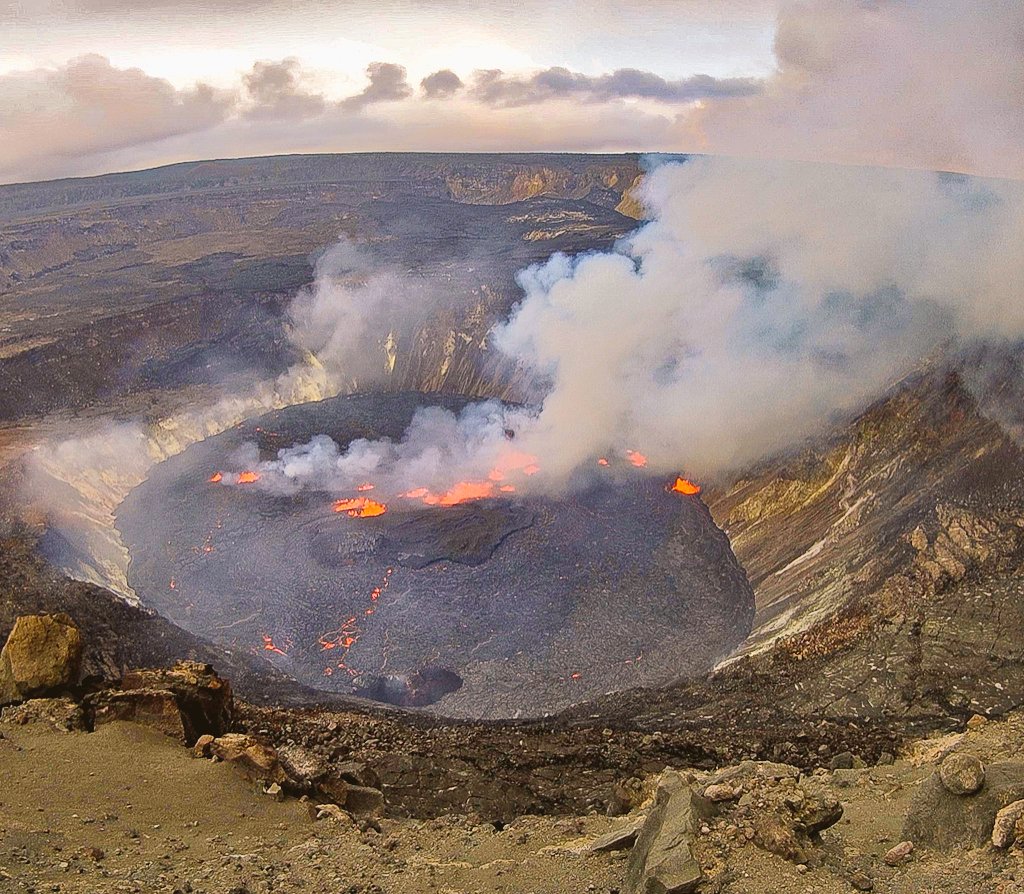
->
{"left": 116, "top": 392, "right": 754, "bottom": 720}
{"left": 379, "top": 504, "right": 535, "bottom": 569}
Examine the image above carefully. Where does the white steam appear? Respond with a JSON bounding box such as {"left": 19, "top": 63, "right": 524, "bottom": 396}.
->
{"left": 235, "top": 156, "right": 1024, "bottom": 498}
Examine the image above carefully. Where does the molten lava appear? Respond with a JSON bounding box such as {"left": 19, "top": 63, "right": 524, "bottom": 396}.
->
{"left": 398, "top": 448, "right": 540, "bottom": 508}
{"left": 318, "top": 567, "right": 394, "bottom": 676}
{"left": 333, "top": 497, "right": 388, "bottom": 518}
{"left": 669, "top": 476, "right": 702, "bottom": 495}
{"left": 597, "top": 458, "right": 609, "bottom": 467}
{"left": 626, "top": 450, "right": 648, "bottom": 468}
{"left": 236, "top": 471, "right": 260, "bottom": 484}
{"left": 261, "top": 633, "right": 289, "bottom": 656}
{"left": 208, "top": 471, "right": 223, "bottom": 483}
{"left": 356, "top": 483, "right": 375, "bottom": 492}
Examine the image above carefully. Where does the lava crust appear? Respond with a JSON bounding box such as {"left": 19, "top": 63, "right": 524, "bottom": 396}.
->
{"left": 117, "top": 392, "right": 754, "bottom": 719}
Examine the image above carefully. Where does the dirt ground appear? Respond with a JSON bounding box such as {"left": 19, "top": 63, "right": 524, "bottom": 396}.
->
{"left": 4, "top": 716, "right": 1024, "bottom": 894}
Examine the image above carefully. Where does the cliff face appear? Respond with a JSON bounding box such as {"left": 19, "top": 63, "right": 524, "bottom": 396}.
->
{"left": 708, "top": 369, "right": 1024, "bottom": 660}
{"left": 0, "top": 157, "right": 642, "bottom": 422}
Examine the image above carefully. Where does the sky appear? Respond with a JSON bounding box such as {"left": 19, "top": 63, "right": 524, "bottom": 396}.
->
{"left": 0, "top": 1, "right": 1022, "bottom": 184}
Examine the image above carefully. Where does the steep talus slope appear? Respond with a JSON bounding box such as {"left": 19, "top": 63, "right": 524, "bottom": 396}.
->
{"left": 568, "top": 366, "right": 1024, "bottom": 735}
{"left": 710, "top": 369, "right": 1024, "bottom": 661}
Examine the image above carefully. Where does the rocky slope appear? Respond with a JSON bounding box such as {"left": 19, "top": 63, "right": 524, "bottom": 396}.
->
{"left": 4, "top": 615, "right": 1024, "bottom": 894}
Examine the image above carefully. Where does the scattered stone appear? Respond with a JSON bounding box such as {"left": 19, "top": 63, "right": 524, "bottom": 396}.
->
{"left": 883, "top": 840, "right": 913, "bottom": 865}
{"left": 703, "top": 784, "right": 738, "bottom": 802}
{"left": 88, "top": 689, "right": 186, "bottom": 741}
{"left": 967, "top": 714, "right": 989, "bottom": 730}
{"left": 939, "top": 753, "right": 986, "bottom": 795}
{"left": 192, "top": 734, "right": 215, "bottom": 758}
{"left": 276, "top": 744, "right": 383, "bottom": 810}
{"left": 849, "top": 869, "right": 874, "bottom": 891}
{"left": 625, "top": 771, "right": 711, "bottom": 894}
{"left": 263, "top": 782, "right": 285, "bottom": 802}
{"left": 587, "top": 815, "right": 647, "bottom": 853}
{"left": 210, "top": 734, "right": 290, "bottom": 786}
{"left": 313, "top": 804, "right": 347, "bottom": 822}
{"left": 876, "top": 753, "right": 895, "bottom": 767}
{"left": 0, "top": 614, "right": 82, "bottom": 706}
{"left": 991, "top": 799, "right": 1024, "bottom": 848}
{"left": 830, "top": 752, "right": 855, "bottom": 771}
{"left": 903, "top": 760, "right": 1024, "bottom": 848}
{"left": 0, "top": 697, "right": 86, "bottom": 731}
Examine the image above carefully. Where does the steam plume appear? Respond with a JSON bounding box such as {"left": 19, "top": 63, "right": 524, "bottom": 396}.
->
{"left": 238, "top": 156, "right": 1024, "bottom": 500}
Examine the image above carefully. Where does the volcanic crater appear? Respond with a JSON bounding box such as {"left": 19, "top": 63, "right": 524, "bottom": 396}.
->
{"left": 117, "top": 392, "right": 755, "bottom": 719}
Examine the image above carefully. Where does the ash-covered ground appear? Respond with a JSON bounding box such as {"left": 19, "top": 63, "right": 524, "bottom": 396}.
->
{"left": 116, "top": 392, "right": 754, "bottom": 719}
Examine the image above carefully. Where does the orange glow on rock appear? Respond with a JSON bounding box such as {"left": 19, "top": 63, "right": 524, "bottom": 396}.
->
{"left": 356, "top": 483, "right": 375, "bottom": 492}
{"left": 597, "top": 458, "right": 609, "bottom": 467}
{"left": 626, "top": 450, "right": 647, "bottom": 468}
{"left": 262, "top": 634, "right": 288, "bottom": 656}
{"left": 435, "top": 481, "right": 496, "bottom": 506}
{"left": 333, "top": 497, "right": 388, "bottom": 518}
{"left": 236, "top": 471, "right": 260, "bottom": 484}
{"left": 669, "top": 476, "right": 702, "bottom": 495}
{"left": 208, "top": 472, "right": 223, "bottom": 483}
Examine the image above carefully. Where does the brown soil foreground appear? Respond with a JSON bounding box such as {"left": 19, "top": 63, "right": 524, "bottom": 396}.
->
{"left": 4, "top": 713, "right": 1024, "bottom": 893}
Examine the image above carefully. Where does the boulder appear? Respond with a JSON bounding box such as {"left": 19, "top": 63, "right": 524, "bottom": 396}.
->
{"left": 192, "top": 734, "right": 215, "bottom": 758}
{"left": 0, "top": 697, "right": 86, "bottom": 731}
{"left": 277, "top": 744, "right": 383, "bottom": 810}
{"left": 0, "top": 614, "right": 82, "bottom": 706}
{"left": 210, "top": 733, "right": 290, "bottom": 786}
{"left": 991, "top": 799, "right": 1024, "bottom": 848}
{"left": 344, "top": 784, "right": 385, "bottom": 817}
{"left": 88, "top": 689, "right": 187, "bottom": 741}
{"left": 938, "top": 752, "right": 985, "bottom": 795}
{"left": 903, "top": 760, "right": 1024, "bottom": 848}
{"left": 120, "top": 662, "right": 232, "bottom": 744}
{"left": 701, "top": 761, "right": 842, "bottom": 864}
{"left": 626, "top": 771, "right": 712, "bottom": 894}
{"left": 883, "top": 841, "right": 913, "bottom": 865}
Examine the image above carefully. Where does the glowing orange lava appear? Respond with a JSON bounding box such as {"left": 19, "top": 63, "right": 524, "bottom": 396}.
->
{"left": 669, "top": 476, "right": 702, "bottom": 495}
{"left": 397, "top": 447, "right": 538, "bottom": 508}
{"left": 626, "top": 450, "right": 648, "bottom": 468}
{"left": 333, "top": 497, "right": 388, "bottom": 518}
{"left": 261, "top": 634, "right": 288, "bottom": 656}
{"left": 208, "top": 471, "right": 223, "bottom": 483}
{"left": 403, "top": 480, "right": 502, "bottom": 506}
{"left": 236, "top": 471, "right": 260, "bottom": 484}
{"left": 356, "top": 483, "right": 375, "bottom": 492}
{"left": 597, "top": 458, "right": 609, "bottom": 467}
{"left": 319, "top": 567, "right": 393, "bottom": 676}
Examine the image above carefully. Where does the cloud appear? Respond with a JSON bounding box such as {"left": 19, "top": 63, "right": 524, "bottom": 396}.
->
{"left": 685, "top": 0, "right": 1024, "bottom": 179}
{"left": 340, "top": 62, "right": 413, "bottom": 112}
{"left": 243, "top": 57, "right": 326, "bottom": 120}
{"left": 470, "top": 65, "right": 762, "bottom": 107}
{"left": 421, "top": 69, "right": 464, "bottom": 99}
{"left": 0, "top": 54, "right": 232, "bottom": 182}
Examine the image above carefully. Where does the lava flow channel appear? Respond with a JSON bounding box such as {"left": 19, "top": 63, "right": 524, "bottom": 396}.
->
{"left": 318, "top": 567, "right": 394, "bottom": 676}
